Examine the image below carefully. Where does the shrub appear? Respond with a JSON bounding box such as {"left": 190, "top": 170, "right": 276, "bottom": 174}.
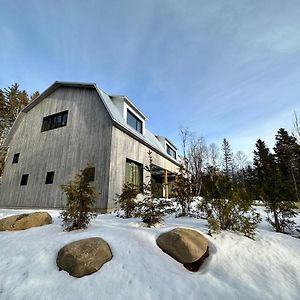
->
{"left": 134, "top": 151, "right": 174, "bottom": 227}
{"left": 60, "top": 165, "right": 99, "bottom": 231}
{"left": 266, "top": 201, "right": 297, "bottom": 233}
{"left": 199, "top": 173, "right": 261, "bottom": 239}
{"left": 135, "top": 197, "right": 174, "bottom": 227}
{"left": 115, "top": 183, "right": 139, "bottom": 218}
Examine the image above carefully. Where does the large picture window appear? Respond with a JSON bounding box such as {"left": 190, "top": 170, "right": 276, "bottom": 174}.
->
{"left": 125, "top": 159, "right": 143, "bottom": 192}
{"left": 41, "top": 110, "right": 68, "bottom": 132}
{"left": 127, "top": 110, "right": 142, "bottom": 134}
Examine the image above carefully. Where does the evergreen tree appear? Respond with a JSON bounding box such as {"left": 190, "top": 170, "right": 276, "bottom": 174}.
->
{"left": 134, "top": 151, "right": 174, "bottom": 227}
{"left": 0, "top": 83, "right": 31, "bottom": 146}
{"left": 31, "top": 91, "right": 40, "bottom": 101}
{"left": 199, "top": 172, "right": 261, "bottom": 239}
{"left": 115, "top": 183, "right": 139, "bottom": 218}
{"left": 253, "top": 138, "right": 298, "bottom": 233}
{"left": 274, "top": 128, "right": 300, "bottom": 201}
{"left": 60, "top": 165, "right": 99, "bottom": 231}
{"left": 222, "top": 138, "right": 233, "bottom": 177}
{"left": 243, "top": 165, "right": 258, "bottom": 201}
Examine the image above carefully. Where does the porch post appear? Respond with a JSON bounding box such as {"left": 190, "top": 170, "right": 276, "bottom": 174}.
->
{"left": 163, "top": 169, "right": 168, "bottom": 198}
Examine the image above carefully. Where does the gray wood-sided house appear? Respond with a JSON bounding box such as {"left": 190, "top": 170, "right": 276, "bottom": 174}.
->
{"left": 0, "top": 82, "right": 180, "bottom": 212}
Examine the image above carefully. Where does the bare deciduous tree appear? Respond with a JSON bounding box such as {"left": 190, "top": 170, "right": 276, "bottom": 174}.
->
{"left": 188, "top": 136, "right": 207, "bottom": 196}
{"left": 179, "top": 126, "right": 193, "bottom": 163}
{"left": 207, "top": 143, "right": 220, "bottom": 170}
{"left": 234, "top": 150, "right": 248, "bottom": 172}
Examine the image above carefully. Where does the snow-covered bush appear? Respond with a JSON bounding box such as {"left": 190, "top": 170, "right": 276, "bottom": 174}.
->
{"left": 60, "top": 165, "right": 99, "bottom": 231}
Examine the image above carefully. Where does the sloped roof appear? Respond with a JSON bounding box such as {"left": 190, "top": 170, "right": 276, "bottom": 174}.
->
{"left": 19, "top": 81, "right": 180, "bottom": 166}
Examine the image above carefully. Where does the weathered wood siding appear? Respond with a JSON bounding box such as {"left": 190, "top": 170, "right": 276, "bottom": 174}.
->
{"left": 107, "top": 126, "right": 179, "bottom": 209}
{"left": 0, "top": 86, "right": 112, "bottom": 209}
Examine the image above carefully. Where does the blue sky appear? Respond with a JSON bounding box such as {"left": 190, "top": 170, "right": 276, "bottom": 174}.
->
{"left": 1, "top": 0, "right": 300, "bottom": 159}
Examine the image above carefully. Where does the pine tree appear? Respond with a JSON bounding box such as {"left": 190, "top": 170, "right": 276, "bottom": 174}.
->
{"left": 60, "top": 165, "right": 99, "bottom": 231}
{"left": 115, "top": 183, "right": 139, "bottom": 218}
{"left": 134, "top": 151, "right": 174, "bottom": 227}
{"left": 31, "top": 91, "right": 40, "bottom": 101}
{"left": 253, "top": 138, "right": 298, "bottom": 233}
{"left": 222, "top": 138, "right": 233, "bottom": 177}
{"left": 1, "top": 83, "right": 31, "bottom": 146}
{"left": 274, "top": 128, "right": 300, "bottom": 202}
{"left": 199, "top": 172, "right": 261, "bottom": 239}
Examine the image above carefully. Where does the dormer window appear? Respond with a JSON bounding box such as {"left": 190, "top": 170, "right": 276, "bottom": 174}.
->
{"left": 127, "top": 109, "right": 142, "bottom": 134}
{"left": 167, "top": 144, "right": 176, "bottom": 159}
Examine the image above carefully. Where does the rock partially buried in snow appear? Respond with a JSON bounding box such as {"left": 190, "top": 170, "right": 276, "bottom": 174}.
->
{"left": 0, "top": 212, "right": 52, "bottom": 231}
{"left": 156, "top": 228, "right": 209, "bottom": 271}
{"left": 57, "top": 237, "right": 113, "bottom": 278}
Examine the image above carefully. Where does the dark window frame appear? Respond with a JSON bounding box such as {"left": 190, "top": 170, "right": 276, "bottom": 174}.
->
{"left": 166, "top": 144, "right": 176, "bottom": 159}
{"left": 41, "top": 110, "right": 68, "bottom": 132}
{"left": 20, "top": 174, "right": 29, "bottom": 186}
{"left": 45, "top": 171, "right": 55, "bottom": 184}
{"left": 127, "top": 109, "right": 143, "bottom": 134}
{"left": 12, "top": 153, "right": 20, "bottom": 164}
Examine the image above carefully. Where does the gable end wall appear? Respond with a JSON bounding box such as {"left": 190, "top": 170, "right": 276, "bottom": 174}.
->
{"left": 0, "top": 86, "right": 113, "bottom": 209}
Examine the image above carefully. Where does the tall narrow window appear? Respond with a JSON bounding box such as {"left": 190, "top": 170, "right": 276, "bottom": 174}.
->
{"left": 20, "top": 174, "right": 29, "bottom": 186}
{"left": 127, "top": 110, "right": 143, "bottom": 134}
{"left": 125, "top": 159, "right": 143, "bottom": 192}
{"left": 45, "top": 171, "right": 55, "bottom": 184}
{"left": 12, "top": 153, "right": 20, "bottom": 164}
{"left": 41, "top": 110, "right": 68, "bottom": 132}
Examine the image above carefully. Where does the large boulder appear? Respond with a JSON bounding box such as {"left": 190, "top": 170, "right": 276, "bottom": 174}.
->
{"left": 57, "top": 237, "right": 113, "bottom": 278}
{"left": 0, "top": 212, "right": 52, "bottom": 231}
{"left": 156, "top": 228, "right": 209, "bottom": 271}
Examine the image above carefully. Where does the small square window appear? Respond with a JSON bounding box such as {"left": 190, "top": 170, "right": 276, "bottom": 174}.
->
{"left": 20, "top": 174, "right": 29, "bottom": 186}
{"left": 12, "top": 153, "right": 20, "bottom": 164}
{"left": 83, "top": 167, "right": 95, "bottom": 182}
{"left": 45, "top": 171, "right": 55, "bottom": 184}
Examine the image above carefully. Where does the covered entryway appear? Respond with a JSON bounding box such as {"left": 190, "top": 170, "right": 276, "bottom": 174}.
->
{"left": 151, "top": 165, "right": 176, "bottom": 198}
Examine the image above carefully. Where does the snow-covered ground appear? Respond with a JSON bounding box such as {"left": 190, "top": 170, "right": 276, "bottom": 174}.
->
{"left": 0, "top": 207, "right": 299, "bottom": 300}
